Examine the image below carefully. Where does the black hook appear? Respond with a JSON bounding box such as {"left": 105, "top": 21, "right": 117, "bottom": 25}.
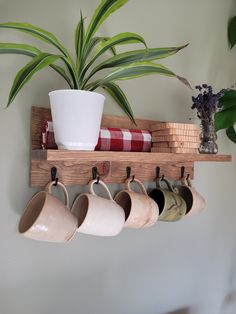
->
{"left": 156, "top": 166, "right": 160, "bottom": 179}
{"left": 180, "top": 166, "right": 185, "bottom": 179}
{"left": 126, "top": 166, "right": 135, "bottom": 182}
{"left": 51, "top": 167, "right": 58, "bottom": 186}
{"left": 181, "top": 166, "right": 190, "bottom": 180}
{"left": 92, "top": 166, "right": 100, "bottom": 184}
{"left": 156, "top": 166, "right": 164, "bottom": 180}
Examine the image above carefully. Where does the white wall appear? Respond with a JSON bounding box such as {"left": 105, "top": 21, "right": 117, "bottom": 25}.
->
{"left": 0, "top": 1, "right": 236, "bottom": 314}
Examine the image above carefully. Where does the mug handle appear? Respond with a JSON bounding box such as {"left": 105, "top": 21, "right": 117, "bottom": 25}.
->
{"left": 88, "top": 179, "right": 114, "bottom": 201}
{"left": 156, "top": 177, "right": 176, "bottom": 193}
{"left": 125, "top": 178, "right": 148, "bottom": 196}
{"left": 45, "top": 181, "right": 70, "bottom": 207}
{"left": 181, "top": 176, "right": 192, "bottom": 187}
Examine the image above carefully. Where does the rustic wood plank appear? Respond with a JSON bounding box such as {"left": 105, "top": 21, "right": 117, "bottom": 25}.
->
{"left": 31, "top": 150, "right": 232, "bottom": 162}
{"left": 30, "top": 159, "right": 194, "bottom": 187}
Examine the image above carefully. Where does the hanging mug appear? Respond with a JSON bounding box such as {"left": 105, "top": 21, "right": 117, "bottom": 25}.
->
{"left": 18, "top": 181, "right": 78, "bottom": 243}
{"left": 175, "top": 176, "right": 206, "bottom": 217}
{"left": 114, "top": 177, "right": 159, "bottom": 229}
{"left": 71, "top": 179, "right": 125, "bottom": 236}
{"left": 149, "top": 177, "right": 187, "bottom": 222}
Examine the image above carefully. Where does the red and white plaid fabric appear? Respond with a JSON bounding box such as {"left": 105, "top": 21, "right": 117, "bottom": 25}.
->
{"left": 42, "top": 121, "right": 151, "bottom": 152}
{"left": 42, "top": 121, "right": 57, "bottom": 149}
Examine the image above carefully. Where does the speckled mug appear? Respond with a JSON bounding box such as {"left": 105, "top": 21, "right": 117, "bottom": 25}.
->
{"left": 18, "top": 181, "right": 77, "bottom": 243}
{"left": 114, "top": 178, "right": 159, "bottom": 229}
{"left": 149, "top": 177, "right": 187, "bottom": 222}
{"left": 175, "top": 176, "right": 206, "bottom": 217}
{"left": 72, "top": 179, "right": 125, "bottom": 236}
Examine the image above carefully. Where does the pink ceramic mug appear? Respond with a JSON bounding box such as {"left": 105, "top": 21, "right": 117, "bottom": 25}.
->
{"left": 71, "top": 179, "right": 125, "bottom": 236}
{"left": 18, "top": 181, "right": 78, "bottom": 243}
{"left": 114, "top": 178, "right": 159, "bottom": 229}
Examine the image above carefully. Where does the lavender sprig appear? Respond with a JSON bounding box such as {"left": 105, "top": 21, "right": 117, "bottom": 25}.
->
{"left": 191, "top": 84, "right": 225, "bottom": 124}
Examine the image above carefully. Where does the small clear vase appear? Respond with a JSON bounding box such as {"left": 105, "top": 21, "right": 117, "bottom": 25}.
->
{"left": 199, "top": 119, "right": 218, "bottom": 154}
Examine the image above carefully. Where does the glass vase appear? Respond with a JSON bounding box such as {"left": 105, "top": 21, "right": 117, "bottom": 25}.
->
{"left": 198, "top": 119, "right": 218, "bottom": 154}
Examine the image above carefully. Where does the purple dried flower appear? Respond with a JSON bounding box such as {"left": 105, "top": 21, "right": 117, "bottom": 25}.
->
{"left": 191, "top": 84, "right": 225, "bottom": 124}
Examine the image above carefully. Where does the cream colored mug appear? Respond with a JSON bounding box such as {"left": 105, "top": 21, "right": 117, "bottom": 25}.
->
{"left": 71, "top": 179, "right": 125, "bottom": 236}
{"left": 114, "top": 178, "right": 159, "bottom": 229}
{"left": 149, "top": 177, "right": 187, "bottom": 222}
{"left": 175, "top": 176, "right": 206, "bottom": 217}
{"left": 18, "top": 181, "right": 78, "bottom": 243}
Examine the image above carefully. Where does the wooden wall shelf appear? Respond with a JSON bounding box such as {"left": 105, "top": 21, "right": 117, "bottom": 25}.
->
{"left": 30, "top": 107, "right": 232, "bottom": 187}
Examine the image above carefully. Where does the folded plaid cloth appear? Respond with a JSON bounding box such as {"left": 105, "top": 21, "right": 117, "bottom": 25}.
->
{"left": 42, "top": 121, "right": 151, "bottom": 152}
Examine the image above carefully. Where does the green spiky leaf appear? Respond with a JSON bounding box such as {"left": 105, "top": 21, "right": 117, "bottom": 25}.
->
{"left": 102, "top": 82, "right": 135, "bottom": 124}
{"left": 7, "top": 53, "right": 59, "bottom": 106}
{"left": 84, "top": 0, "right": 128, "bottom": 46}
{"left": 84, "top": 44, "right": 188, "bottom": 83}
{"left": 86, "top": 61, "right": 188, "bottom": 90}
{"left": 0, "top": 22, "right": 69, "bottom": 57}
{"left": 75, "top": 11, "right": 85, "bottom": 64}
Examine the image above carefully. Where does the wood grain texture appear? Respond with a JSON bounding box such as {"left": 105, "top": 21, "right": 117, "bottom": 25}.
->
{"left": 31, "top": 149, "right": 232, "bottom": 162}
{"left": 152, "top": 141, "right": 200, "bottom": 148}
{"left": 152, "top": 135, "right": 200, "bottom": 143}
{"left": 150, "top": 122, "right": 199, "bottom": 131}
{"left": 152, "top": 129, "right": 199, "bottom": 136}
{"left": 151, "top": 147, "right": 198, "bottom": 153}
{"left": 30, "top": 159, "right": 194, "bottom": 187}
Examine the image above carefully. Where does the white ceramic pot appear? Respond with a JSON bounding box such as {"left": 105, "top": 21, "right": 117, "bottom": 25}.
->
{"left": 49, "top": 89, "right": 105, "bottom": 150}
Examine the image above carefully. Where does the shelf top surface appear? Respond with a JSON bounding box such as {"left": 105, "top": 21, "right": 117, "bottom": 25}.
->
{"left": 32, "top": 149, "right": 232, "bottom": 162}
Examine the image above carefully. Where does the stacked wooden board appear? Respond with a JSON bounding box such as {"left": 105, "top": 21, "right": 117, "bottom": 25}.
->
{"left": 150, "top": 122, "right": 200, "bottom": 153}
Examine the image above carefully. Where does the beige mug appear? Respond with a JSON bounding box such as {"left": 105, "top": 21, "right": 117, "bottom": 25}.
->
{"left": 114, "top": 178, "right": 159, "bottom": 229}
{"left": 149, "top": 177, "right": 187, "bottom": 222}
{"left": 71, "top": 179, "right": 125, "bottom": 236}
{"left": 175, "top": 176, "right": 206, "bottom": 216}
{"left": 18, "top": 181, "right": 78, "bottom": 243}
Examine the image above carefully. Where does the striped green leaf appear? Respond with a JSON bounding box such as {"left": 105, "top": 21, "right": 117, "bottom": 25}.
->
{"left": 0, "top": 42, "right": 41, "bottom": 56}
{"left": 86, "top": 62, "right": 178, "bottom": 90}
{"left": 101, "top": 82, "right": 135, "bottom": 124}
{"left": 84, "top": 44, "right": 188, "bottom": 83}
{"left": 7, "top": 53, "right": 59, "bottom": 106}
{"left": 81, "top": 32, "right": 147, "bottom": 79}
{"left": 96, "top": 32, "right": 147, "bottom": 53}
{"left": 75, "top": 11, "right": 85, "bottom": 64}
{"left": 228, "top": 16, "right": 236, "bottom": 49}
{"left": 83, "top": 36, "right": 117, "bottom": 59}
{"left": 0, "top": 43, "right": 73, "bottom": 88}
{"left": 84, "top": 0, "right": 128, "bottom": 46}
{"left": 0, "top": 22, "right": 70, "bottom": 57}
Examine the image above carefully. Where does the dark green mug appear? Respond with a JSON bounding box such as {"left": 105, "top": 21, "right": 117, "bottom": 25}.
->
{"left": 149, "top": 177, "right": 187, "bottom": 221}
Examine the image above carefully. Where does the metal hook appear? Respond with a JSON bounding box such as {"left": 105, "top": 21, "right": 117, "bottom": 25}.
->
{"left": 92, "top": 166, "right": 100, "bottom": 184}
{"left": 51, "top": 167, "right": 58, "bottom": 186}
{"left": 180, "top": 166, "right": 185, "bottom": 179}
{"left": 126, "top": 166, "right": 135, "bottom": 182}
{"left": 156, "top": 166, "right": 161, "bottom": 179}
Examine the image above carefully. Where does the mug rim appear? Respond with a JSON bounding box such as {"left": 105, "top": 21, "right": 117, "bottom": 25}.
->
{"left": 18, "top": 191, "right": 47, "bottom": 234}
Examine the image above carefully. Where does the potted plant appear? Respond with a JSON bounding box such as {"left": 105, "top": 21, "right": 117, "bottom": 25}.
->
{"left": 0, "top": 0, "right": 189, "bottom": 150}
